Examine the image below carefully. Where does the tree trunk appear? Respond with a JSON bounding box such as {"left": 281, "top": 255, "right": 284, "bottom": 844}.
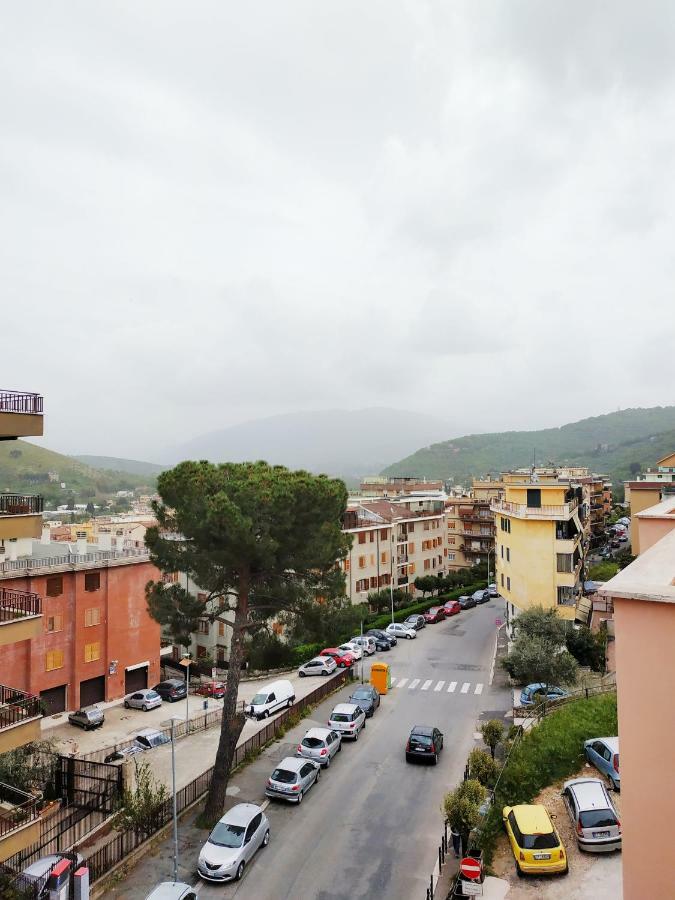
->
{"left": 202, "top": 575, "right": 249, "bottom": 825}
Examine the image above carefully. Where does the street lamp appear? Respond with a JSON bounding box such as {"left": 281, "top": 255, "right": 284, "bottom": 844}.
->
{"left": 169, "top": 716, "right": 182, "bottom": 883}
{"left": 486, "top": 547, "right": 494, "bottom": 589}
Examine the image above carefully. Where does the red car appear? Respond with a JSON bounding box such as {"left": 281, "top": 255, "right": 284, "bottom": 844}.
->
{"left": 423, "top": 606, "right": 447, "bottom": 624}
{"left": 443, "top": 600, "right": 461, "bottom": 616}
{"left": 320, "top": 648, "right": 355, "bottom": 668}
{"left": 195, "top": 681, "right": 226, "bottom": 698}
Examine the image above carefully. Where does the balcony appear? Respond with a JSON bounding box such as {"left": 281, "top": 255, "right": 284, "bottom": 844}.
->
{"left": 0, "top": 587, "right": 42, "bottom": 647}
{"left": 397, "top": 576, "right": 409, "bottom": 586}
{"left": 0, "top": 782, "right": 41, "bottom": 859}
{"left": 0, "top": 495, "right": 44, "bottom": 541}
{"left": 491, "top": 498, "right": 578, "bottom": 521}
{"left": 0, "top": 391, "right": 44, "bottom": 440}
{"left": 0, "top": 685, "right": 42, "bottom": 753}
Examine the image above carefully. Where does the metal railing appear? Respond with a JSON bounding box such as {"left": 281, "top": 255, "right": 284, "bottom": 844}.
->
{"left": 0, "top": 684, "right": 42, "bottom": 730}
{"left": 0, "top": 547, "right": 150, "bottom": 576}
{"left": 0, "top": 587, "right": 42, "bottom": 621}
{"left": 0, "top": 495, "right": 44, "bottom": 516}
{"left": 491, "top": 498, "right": 578, "bottom": 519}
{"left": 0, "top": 782, "right": 39, "bottom": 837}
{"left": 0, "top": 391, "right": 43, "bottom": 415}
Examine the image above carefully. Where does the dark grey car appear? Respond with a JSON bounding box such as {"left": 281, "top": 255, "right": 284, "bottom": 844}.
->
{"left": 68, "top": 706, "right": 104, "bottom": 730}
{"left": 348, "top": 685, "right": 380, "bottom": 718}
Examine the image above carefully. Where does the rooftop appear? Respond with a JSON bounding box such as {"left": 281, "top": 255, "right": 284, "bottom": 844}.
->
{"left": 636, "top": 498, "right": 675, "bottom": 520}
{"left": 600, "top": 528, "right": 675, "bottom": 605}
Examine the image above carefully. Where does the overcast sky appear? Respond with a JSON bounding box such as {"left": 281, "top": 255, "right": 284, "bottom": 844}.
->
{"left": 2, "top": 2, "right": 674, "bottom": 460}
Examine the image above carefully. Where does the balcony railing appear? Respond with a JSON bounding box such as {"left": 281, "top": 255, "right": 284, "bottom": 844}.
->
{"left": 0, "top": 782, "right": 39, "bottom": 838}
{"left": 0, "top": 587, "right": 42, "bottom": 622}
{"left": 0, "top": 391, "right": 43, "bottom": 415}
{"left": 0, "top": 495, "right": 44, "bottom": 516}
{"left": 0, "top": 547, "right": 149, "bottom": 576}
{"left": 0, "top": 684, "right": 42, "bottom": 731}
{"left": 491, "top": 498, "right": 578, "bottom": 520}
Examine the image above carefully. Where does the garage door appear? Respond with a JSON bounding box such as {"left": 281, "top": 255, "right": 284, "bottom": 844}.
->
{"left": 40, "top": 684, "right": 67, "bottom": 715}
{"left": 80, "top": 675, "right": 105, "bottom": 708}
{"left": 124, "top": 666, "right": 148, "bottom": 694}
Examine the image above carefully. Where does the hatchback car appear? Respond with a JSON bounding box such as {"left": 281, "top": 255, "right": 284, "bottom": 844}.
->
{"left": 319, "top": 648, "right": 355, "bottom": 668}
{"left": 145, "top": 884, "right": 197, "bottom": 900}
{"left": 458, "top": 595, "right": 477, "bottom": 610}
{"left": 296, "top": 727, "right": 342, "bottom": 767}
{"left": 404, "top": 614, "right": 426, "bottom": 630}
{"left": 386, "top": 622, "right": 416, "bottom": 640}
{"left": 134, "top": 728, "right": 171, "bottom": 750}
{"left": 124, "top": 689, "right": 162, "bottom": 711}
{"left": 349, "top": 635, "right": 376, "bottom": 656}
{"left": 443, "top": 600, "right": 461, "bottom": 616}
{"left": 348, "top": 684, "right": 380, "bottom": 717}
{"left": 472, "top": 589, "right": 490, "bottom": 605}
{"left": 423, "top": 606, "right": 446, "bottom": 624}
{"left": 152, "top": 679, "right": 187, "bottom": 702}
{"left": 520, "top": 683, "right": 567, "bottom": 707}
{"left": 368, "top": 632, "right": 393, "bottom": 651}
{"left": 584, "top": 737, "right": 620, "bottom": 791}
{"left": 367, "top": 628, "right": 396, "bottom": 646}
{"left": 198, "top": 803, "right": 269, "bottom": 882}
{"left": 488, "top": 583, "right": 499, "bottom": 598}
{"left": 338, "top": 641, "right": 363, "bottom": 660}
{"left": 298, "top": 656, "right": 337, "bottom": 677}
{"left": 68, "top": 705, "right": 104, "bottom": 730}
{"left": 328, "top": 702, "right": 366, "bottom": 740}
{"left": 195, "top": 681, "right": 226, "bottom": 698}
{"left": 502, "top": 804, "right": 568, "bottom": 877}
{"left": 562, "top": 778, "right": 621, "bottom": 852}
{"left": 265, "top": 756, "right": 320, "bottom": 804}
{"left": 405, "top": 725, "right": 444, "bottom": 764}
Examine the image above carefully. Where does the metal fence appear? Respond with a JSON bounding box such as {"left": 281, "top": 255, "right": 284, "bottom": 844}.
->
{"left": 0, "top": 782, "right": 39, "bottom": 838}
{"left": 0, "top": 494, "right": 43, "bottom": 516}
{"left": 0, "top": 547, "right": 150, "bottom": 575}
{"left": 0, "top": 390, "right": 43, "bottom": 414}
{"left": 0, "top": 587, "right": 42, "bottom": 621}
{"left": 0, "top": 682, "right": 42, "bottom": 728}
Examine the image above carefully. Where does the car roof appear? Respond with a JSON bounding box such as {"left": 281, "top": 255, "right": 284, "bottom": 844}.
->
{"left": 145, "top": 883, "right": 194, "bottom": 900}
{"left": 331, "top": 703, "right": 359, "bottom": 714}
{"left": 136, "top": 728, "right": 163, "bottom": 738}
{"left": 307, "top": 656, "right": 327, "bottom": 664}
{"left": 587, "top": 736, "right": 619, "bottom": 752}
{"left": 219, "top": 803, "right": 263, "bottom": 827}
{"left": 564, "top": 778, "right": 611, "bottom": 809}
{"left": 511, "top": 804, "right": 554, "bottom": 834}
{"left": 410, "top": 725, "right": 435, "bottom": 735}
{"left": 304, "top": 727, "right": 332, "bottom": 739}
{"left": 321, "top": 647, "right": 340, "bottom": 653}
{"left": 274, "top": 756, "right": 305, "bottom": 772}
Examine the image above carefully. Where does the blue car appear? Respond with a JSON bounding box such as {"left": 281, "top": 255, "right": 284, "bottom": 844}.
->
{"left": 584, "top": 737, "right": 620, "bottom": 791}
{"left": 519, "top": 683, "right": 567, "bottom": 707}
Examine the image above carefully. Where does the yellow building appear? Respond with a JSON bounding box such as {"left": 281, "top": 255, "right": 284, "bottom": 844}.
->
{"left": 0, "top": 390, "right": 45, "bottom": 862}
{"left": 491, "top": 470, "right": 586, "bottom": 625}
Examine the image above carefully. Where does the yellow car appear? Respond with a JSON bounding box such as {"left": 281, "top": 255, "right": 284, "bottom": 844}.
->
{"left": 502, "top": 804, "right": 568, "bottom": 877}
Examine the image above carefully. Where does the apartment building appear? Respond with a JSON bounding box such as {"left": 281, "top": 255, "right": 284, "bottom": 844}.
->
{"left": 171, "top": 573, "right": 235, "bottom": 666}
{"left": 341, "top": 500, "right": 446, "bottom": 604}
{"left": 625, "top": 451, "right": 675, "bottom": 554}
{"left": 445, "top": 495, "right": 496, "bottom": 571}
{"left": 358, "top": 476, "right": 444, "bottom": 497}
{"left": 0, "top": 390, "right": 45, "bottom": 862}
{"left": 491, "top": 470, "right": 587, "bottom": 625}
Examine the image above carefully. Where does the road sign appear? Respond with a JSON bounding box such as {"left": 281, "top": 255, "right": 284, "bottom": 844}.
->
{"left": 460, "top": 857, "right": 482, "bottom": 880}
{"left": 461, "top": 880, "right": 482, "bottom": 896}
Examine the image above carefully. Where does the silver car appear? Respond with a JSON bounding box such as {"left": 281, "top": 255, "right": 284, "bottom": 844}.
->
{"left": 296, "top": 727, "right": 342, "bottom": 767}
{"left": 386, "top": 622, "right": 416, "bottom": 640}
{"left": 562, "top": 778, "right": 622, "bottom": 852}
{"left": 328, "top": 702, "right": 366, "bottom": 740}
{"left": 124, "top": 689, "right": 162, "bottom": 711}
{"left": 197, "top": 803, "right": 269, "bottom": 882}
{"left": 265, "top": 756, "right": 320, "bottom": 803}
{"left": 298, "top": 656, "right": 337, "bottom": 677}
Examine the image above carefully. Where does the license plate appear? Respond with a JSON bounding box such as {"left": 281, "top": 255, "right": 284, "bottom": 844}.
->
{"left": 593, "top": 831, "right": 610, "bottom": 838}
{"left": 533, "top": 853, "right": 550, "bottom": 860}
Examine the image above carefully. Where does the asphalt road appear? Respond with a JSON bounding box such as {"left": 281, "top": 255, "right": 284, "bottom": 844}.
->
{"left": 195, "top": 598, "right": 511, "bottom": 900}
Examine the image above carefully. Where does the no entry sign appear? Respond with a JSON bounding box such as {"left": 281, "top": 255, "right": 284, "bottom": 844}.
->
{"left": 460, "top": 857, "right": 482, "bottom": 880}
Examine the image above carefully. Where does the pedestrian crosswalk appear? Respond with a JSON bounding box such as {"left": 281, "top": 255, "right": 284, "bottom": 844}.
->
{"left": 389, "top": 676, "right": 485, "bottom": 696}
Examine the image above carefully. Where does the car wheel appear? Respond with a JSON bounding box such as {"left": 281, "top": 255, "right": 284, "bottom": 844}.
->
{"left": 142, "top": 704, "right": 148, "bottom": 711}
{"left": 407, "top": 634, "right": 412, "bottom": 639}
{"left": 405, "top": 753, "right": 412, "bottom": 763}
{"left": 262, "top": 829, "right": 270, "bottom": 847}
{"left": 287, "top": 698, "right": 293, "bottom": 708}
{"left": 324, "top": 755, "right": 330, "bottom": 768}
{"left": 315, "top": 768, "right": 321, "bottom": 782}
{"left": 124, "top": 701, "right": 130, "bottom": 709}
{"left": 354, "top": 730, "right": 359, "bottom": 742}
{"left": 322, "top": 669, "right": 330, "bottom": 676}
{"left": 362, "top": 719, "right": 366, "bottom": 729}
{"left": 297, "top": 791, "right": 303, "bottom": 804}
{"left": 337, "top": 742, "right": 342, "bottom": 752}
{"left": 236, "top": 861, "right": 245, "bottom": 881}
{"left": 263, "top": 710, "right": 269, "bottom": 719}
{"left": 609, "top": 776, "right": 619, "bottom": 792}
{"left": 433, "top": 752, "right": 439, "bottom": 765}
{"left": 515, "top": 862, "right": 524, "bottom": 878}
{"left": 299, "top": 671, "right": 306, "bottom": 677}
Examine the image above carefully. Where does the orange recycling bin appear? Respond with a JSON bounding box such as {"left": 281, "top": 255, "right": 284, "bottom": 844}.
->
{"left": 370, "top": 662, "right": 390, "bottom": 695}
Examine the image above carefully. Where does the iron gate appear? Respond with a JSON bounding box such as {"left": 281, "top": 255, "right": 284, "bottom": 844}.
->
{"left": 56, "top": 756, "right": 123, "bottom": 815}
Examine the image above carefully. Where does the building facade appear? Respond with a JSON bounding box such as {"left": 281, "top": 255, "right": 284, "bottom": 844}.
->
{"left": 445, "top": 495, "right": 496, "bottom": 571}
{"left": 625, "top": 451, "right": 675, "bottom": 554}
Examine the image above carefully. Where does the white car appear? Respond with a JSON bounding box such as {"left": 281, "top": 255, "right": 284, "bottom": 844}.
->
{"left": 386, "top": 622, "right": 416, "bottom": 640}
{"left": 296, "top": 727, "right": 342, "bottom": 767}
{"left": 197, "top": 803, "right": 269, "bottom": 883}
{"left": 350, "top": 636, "right": 376, "bottom": 656}
{"left": 338, "top": 642, "right": 363, "bottom": 660}
{"left": 298, "top": 656, "right": 337, "bottom": 677}
{"left": 328, "top": 702, "right": 366, "bottom": 740}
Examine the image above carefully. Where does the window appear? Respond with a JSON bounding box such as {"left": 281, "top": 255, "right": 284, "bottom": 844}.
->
{"left": 370, "top": 577, "right": 378, "bottom": 588}
{"left": 424, "top": 521, "right": 430, "bottom": 531}
{"left": 344, "top": 558, "right": 350, "bottom": 572}
{"left": 408, "top": 563, "right": 416, "bottom": 575}
{"left": 424, "top": 559, "right": 430, "bottom": 571}
{"left": 507, "top": 577, "right": 511, "bottom": 591}
{"left": 84, "top": 607, "right": 100, "bottom": 627}
{"left": 407, "top": 524, "right": 414, "bottom": 533}
{"left": 46, "top": 576, "right": 63, "bottom": 597}
{"left": 218, "top": 621, "right": 225, "bottom": 637}
{"left": 557, "top": 553, "right": 573, "bottom": 573}
{"left": 448, "top": 552, "right": 455, "bottom": 561}
{"left": 506, "top": 548, "right": 510, "bottom": 563}
{"left": 501, "top": 574, "right": 504, "bottom": 587}
{"left": 84, "top": 642, "right": 100, "bottom": 663}
{"left": 381, "top": 551, "right": 387, "bottom": 564}
{"left": 358, "top": 555, "right": 366, "bottom": 569}
{"left": 448, "top": 537, "right": 455, "bottom": 545}
{"left": 46, "top": 649, "right": 64, "bottom": 671}
{"left": 46, "top": 614, "right": 63, "bottom": 633}
{"left": 526, "top": 488, "right": 541, "bottom": 509}
{"left": 380, "top": 529, "right": 388, "bottom": 540}
{"left": 408, "top": 541, "right": 415, "bottom": 553}
{"left": 198, "top": 619, "right": 209, "bottom": 634}
{"left": 358, "top": 532, "right": 366, "bottom": 544}
{"left": 84, "top": 572, "right": 100, "bottom": 592}
{"left": 197, "top": 645, "right": 207, "bottom": 658}
{"left": 500, "top": 545, "right": 504, "bottom": 558}
{"left": 369, "top": 554, "right": 375, "bottom": 566}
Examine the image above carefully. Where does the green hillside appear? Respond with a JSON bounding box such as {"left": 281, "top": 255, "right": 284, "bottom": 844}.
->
{"left": 0, "top": 441, "right": 156, "bottom": 507}
{"left": 382, "top": 407, "right": 675, "bottom": 495}
{"left": 74, "top": 455, "right": 166, "bottom": 477}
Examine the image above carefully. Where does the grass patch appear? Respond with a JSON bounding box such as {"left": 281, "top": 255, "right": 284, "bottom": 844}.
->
{"left": 588, "top": 560, "right": 619, "bottom": 581}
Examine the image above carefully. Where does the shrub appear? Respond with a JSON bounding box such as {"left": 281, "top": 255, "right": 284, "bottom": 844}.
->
{"left": 468, "top": 748, "right": 499, "bottom": 787}
{"left": 565, "top": 623, "right": 606, "bottom": 671}
{"left": 289, "top": 643, "right": 324, "bottom": 666}
{"left": 480, "top": 720, "right": 504, "bottom": 759}
{"left": 444, "top": 779, "right": 488, "bottom": 856}
{"left": 115, "top": 760, "right": 169, "bottom": 836}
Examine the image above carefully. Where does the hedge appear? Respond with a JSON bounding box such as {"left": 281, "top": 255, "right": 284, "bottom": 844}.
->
{"left": 365, "top": 582, "right": 486, "bottom": 631}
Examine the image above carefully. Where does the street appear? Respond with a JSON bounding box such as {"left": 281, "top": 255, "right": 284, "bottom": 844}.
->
{"left": 107, "top": 598, "right": 511, "bottom": 900}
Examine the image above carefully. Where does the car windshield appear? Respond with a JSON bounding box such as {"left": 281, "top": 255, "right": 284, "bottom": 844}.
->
{"left": 520, "top": 832, "right": 559, "bottom": 850}
{"left": 271, "top": 768, "right": 297, "bottom": 784}
{"left": 579, "top": 809, "right": 617, "bottom": 829}
{"left": 302, "top": 737, "right": 323, "bottom": 749}
{"left": 251, "top": 693, "right": 268, "bottom": 705}
{"left": 331, "top": 713, "right": 350, "bottom": 722}
{"left": 351, "top": 691, "right": 370, "bottom": 700}
{"left": 209, "top": 821, "right": 245, "bottom": 848}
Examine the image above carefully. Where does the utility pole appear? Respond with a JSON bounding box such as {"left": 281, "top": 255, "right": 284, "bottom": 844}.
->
{"left": 170, "top": 717, "right": 179, "bottom": 883}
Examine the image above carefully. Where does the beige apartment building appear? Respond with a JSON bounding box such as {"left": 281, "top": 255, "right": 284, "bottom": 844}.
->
{"left": 342, "top": 500, "right": 446, "bottom": 604}
{"left": 445, "top": 495, "right": 496, "bottom": 571}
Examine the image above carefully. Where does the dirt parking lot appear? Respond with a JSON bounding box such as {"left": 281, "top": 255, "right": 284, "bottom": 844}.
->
{"left": 492, "top": 763, "right": 623, "bottom": 899}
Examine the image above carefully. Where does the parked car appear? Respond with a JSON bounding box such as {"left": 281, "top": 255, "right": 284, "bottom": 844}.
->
{"left": 520, "top": 683, "right": 567, "bottom": 707}
{"left": 195, "top": 681, "right": 226, "bottom": 699}
{"left": 348, "top": 684, "right": 380, "bottom": 717}
{"left": 298, "top": 656, "right": 337, "bottom": 678}
{"left": 319, "top": 648, "right": 355, "bottom": 668}
{"left": 502, "top": 804, "right": 568, "bottom": 876}
{"left": 349, "top": 635, "right": 376, "bottom": 656}
{"left": 21, "top": 853, "right": 84, "bottom": 891}
{"left": 197, "top": 802, "right": 269, "bottom": 882}
{"left": 405, "top": 725, "right": 444, "bottom": 764}
{"left": 134, "top": 728, "right": 171, "bottom": 750}
{"left": 562, "top": 778, "right": 622, "bottom": 852}
{"left": 404, "top": 614, "right": 426, "bottom": 630}
{"left": 443, "top": 600, "right": 461, "bottom": 616}
{"left": 584, "top": 737, "right": 620, "bottom": 791}
{"left": 152, "top": 679, "right": 187, "bottom": 702}
{"left": 266, "top": 756, "right": 320, "bottom": 804}
{"left": 457, "top": 595, "right": 476, "bottom": 610}
{"left": 124, "top": 689, "right": 162, "bottom": 711}
{"left": 423, "top": 606, "right": 446, "bottom": 624}
{"left": 618, "top": 535, "right": 628, "bottom": 543}
{"left": 386, "top": 622, "right": 416, "bottom": 640}
{"left": 338, "top": 641, "right": 363, "bottom": 660}
{"left": 296, "top": 727, "right": 342, "bottom": 767}
{"left": 246, "top": 680, "right": 295, "bottom": 719}
{"left": 472, "top": 589, "right": 490, "bottom": 605}
{"left": 488, "top": 583, "right": 499, "bottom": 598}
{"left": 367, "top": 632, "right": 393, "bottom": 651}
{"left": 610, "top": 539, "right": 621, "bottom": 549}
{"left": 368, "top": 628, "right": 396, "bottom": 646}
{"left": 68, "top": 705, "right": 104, "bottom": 730}
{"left": 145, "top": 884, "right": 197, "bottom": 900}
{"left": 328, "top": 702, "right": 366, "bottom": 740}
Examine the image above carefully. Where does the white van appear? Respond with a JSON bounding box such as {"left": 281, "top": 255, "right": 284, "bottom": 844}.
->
{"left": 245, "top": 680, "right": 295, "bottom": 720}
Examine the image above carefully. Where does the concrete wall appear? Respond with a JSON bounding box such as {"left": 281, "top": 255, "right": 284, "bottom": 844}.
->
{"left": 629, "top": 487, "right": 662, "bottom": 553}
{"left": 637, "top": 516, "right": 675, "bottom": 554}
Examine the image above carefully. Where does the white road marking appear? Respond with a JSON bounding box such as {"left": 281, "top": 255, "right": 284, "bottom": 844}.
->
{"left": 434, "top": 681, "right": 445, "bottom": 692}
{"left": 409, "top": 679, "right": 420, "bottom": 690}
{"left": 390, "top": 677, "right": 397, "bottom": 686}
{"left": 474, "top": 683, "right": 484, "bottom": 695}
{"left": 460, "top": 682, "right": 470, "bottom": 694}
{"left": 396, "top": 678, "right": 408, "bottom": 689}
{"left": 260, "top": 799, "right": 270, "bottom": 811}
{"left": 448, "top": 681, "right": 457, "bottom": 693}
{"left": 421, "top": 679, "right": 433, "bottom": 691}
